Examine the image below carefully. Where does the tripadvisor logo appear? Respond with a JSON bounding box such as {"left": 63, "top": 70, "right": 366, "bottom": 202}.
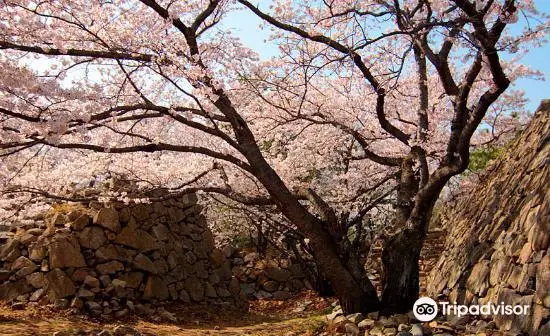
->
{"left": 413, "top": 297, "right": 438, "bottom": 322}
{"left": 413, "top": 297, "right": 530, "bottom": 322}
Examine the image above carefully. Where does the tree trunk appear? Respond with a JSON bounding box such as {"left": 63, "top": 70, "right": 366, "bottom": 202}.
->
{"left": 313, "top": 273, "right": 335, "bottom": 297}
{"left": 380, "top": 227, "right": 424, "bottom": 313}
{"left": 231, "top": 138, "right": 380, "bottom": 313}
{"left": 307, "top": 227, "right": 380, "bottom": 313}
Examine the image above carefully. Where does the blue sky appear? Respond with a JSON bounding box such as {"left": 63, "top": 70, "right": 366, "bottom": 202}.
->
{"left": 226, "top": 1, "right": 549, "bottom": 113}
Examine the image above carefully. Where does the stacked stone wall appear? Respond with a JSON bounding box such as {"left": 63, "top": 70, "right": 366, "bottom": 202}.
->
{"left": 0, "top": 193, "right": 247, "bottom": 316}
{"left": 427, "top": 101, "right": 550, "bottom": 335}
{"left": 225, "top": 247, "right": 311, "bottom": 300}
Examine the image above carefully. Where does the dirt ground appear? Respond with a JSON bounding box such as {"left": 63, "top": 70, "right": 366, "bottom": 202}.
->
{"left": 0, "top": 292, "right": 330, "bottom": 336}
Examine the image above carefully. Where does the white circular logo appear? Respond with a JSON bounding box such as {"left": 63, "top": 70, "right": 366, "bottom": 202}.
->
{"left": 413, "top": 297, "right": 438, "bottom": 322}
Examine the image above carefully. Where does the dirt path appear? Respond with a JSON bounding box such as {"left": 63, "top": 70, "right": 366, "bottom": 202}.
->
{"left": 0, "top": 292, "right": 329, "bottom": 336}
{"left": 0, "top": 314, "right": 324, "bottom": 336}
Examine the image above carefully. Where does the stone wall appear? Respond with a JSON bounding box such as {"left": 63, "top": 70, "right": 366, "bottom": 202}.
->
{"left": 225, "top": 247, "right": 311, "bottom": 300}
{"left": 427, "top": 101, "right": 550, "bottom": 335}
{"left": 0, "top": 193, "right": 247, "bottom": 316}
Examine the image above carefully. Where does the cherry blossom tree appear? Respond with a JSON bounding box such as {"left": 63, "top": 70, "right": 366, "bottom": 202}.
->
{"left": 237, "top": 0, "right": 547, "bottom": 312}
{"left": 0, "top": 0, "right": 547, "bottom": 313}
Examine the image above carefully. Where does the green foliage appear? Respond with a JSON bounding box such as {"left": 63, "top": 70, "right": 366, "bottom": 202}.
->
{"left": 260, "top": 139, "right": 274, "bottom": 151}
{"left": 468, "top": 147, "right": 504, "bottom": 172}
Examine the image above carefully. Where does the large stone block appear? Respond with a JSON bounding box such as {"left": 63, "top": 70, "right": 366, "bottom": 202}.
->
{"left": 0, "top": 279, "right": 32, "bottom": 300}
{"left": 115, "top": 225, "right": 158, "bottom": 252}
{"left": 265, "top": 266, "right": 291, "bottom": 282}
{"left": 46, "top": 268, "right": 76, "bottom": 300}
{"left": 93, "top": 208, "right": 120, "bottom": 233}
{"left": 78, "top": 226, "right": 107, "bottom": 249}
{"left": 48, "top": 234, "right": 86, "bottom": 269}
{"left": 132, "top": 254, "right": 158, "bottom": 274}
{"left": 143, "top": 276, "right": 169, "bottom": 300}
{"left": 184, "top": 276, "right": 204, "bottom": 301}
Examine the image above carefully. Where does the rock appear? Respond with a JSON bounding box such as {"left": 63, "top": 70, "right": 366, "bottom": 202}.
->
{"left": 358, "top": 319, "right": 375, "bottom": 328}
{"left": 232, "top": 257, "right": 244, "bottom": 265}
{"left": 85, "top": 301, "right": 101, "bottom": 312}
{"left": 78, "top": 226, "right": 107, "bottom": 249}
{"left": 143, "top": 276, "right": 169, "bottom": 300}
{"left": 11, "top": 302, "right": 25, "bottom": 310}
{"left": 15, "top": 294, "right": 29, "bottom": 303}
{"left": 184, "top": 276, "right": 204, "bottom": 301}
{"left": 0, "top": 239, "right": 20, "bottom": 262}
{"left": 205, "top": 282, "right": 217, "bottom": 298}
{"left": 265, "top": 266, "right": 291, "bottom": 282}
{"left": 16, "top": 265, "right": 38, "bottom": 278}
{"left": 243, "top": 252, "right": 260, "bottom": 263}
{"left": 26, "top": 272, "right": 47, "bottom": 288}
{"left": 118, "top": 272, "right": 143, "bottom": 289}
{"left": 49, "top": 213, "right": 66, "bottom": 227}
{"left": 345, "top": 322, "right": 361, "bottom": 336}
{"left": 253, "top": 290, "right": 272, "bottom": 299}
{"left": 53, "top": 331, "right": 72, "bottom": 336}
{"left": 30, "top": 288, "right": 45, "bottom": 301}
{"left": 96, "top": 261, "right": 124, "bottom": 274}
{"left": 112, "top": 325, "right": 140, "bottom": 336}
{"left": 93, "top": 208, "right": 120, "bottom": 232}
{"left": 77, "top": 288, "right": 94, "bottom": 299}
{"left": 380, "top": 316, "right": 397, "bottom": 328}
{"left": 262, "top": 280, "right": 279, "bottom": 292}
{"left": 48, "top": 234, "right": 86, "bottom": 268}
{"left": 46, "top": 269, "right": 76, "bottom": 300}
{"left": 132, "top": 254, "right": 158, "bottom": 274}
{"left": 327, "top": 308, "right": 344, "bottom": 322}
{"left": 179, "top": 289, "right": 191, "bottom": 302}
{"left": 111, "top": 279, "right": 126, "bottom": 297}
{"left": 70, "top": 297, "right": 84, "bottom": 310}
{"left": 222, "top": 245, "right": 236, "bottom": 258}
{"left": 96, "top": 244, "right": 127, "bottom": 262}
{"left": 0, "top": 270, "right": 11, "bottom": 282}
{"left": 126, "top": 300, "right": 135, "bottom": 311}
{"left": 19, "top": 233, "right": 38, "bottom": 246}
{"left": 396, "top": 332, "right": 413, "bottom": 336}
{"left": 398, "top": 324, "right": 409, "bottom": 332}
{"left": 332, "top": 315, "right": 349, "bottom": 324}
{"left": 28, "top": 243, "right": 46, "bottom": 262}
{"left": 209, "top": 248, "right": 226, "bottom": 267}
{"left": 410, "top": 324, "right": 424, "bottom": 336}
{"left": 25, "top": 228, "right": 43, "bottom": 236}
{"left": 151, "top": 224, "right": 169, "bottom": 241}
{"left": 84, "top": 275, "right": 100, "bottom": 288}
{"left": 159, "top": 309, "right": 178, "bottom": 322}
{"left": 273, "top": 290, "right": 292, "bottom": 300}
{"left": 68, "top": 213, "right": 90, "bottom": 231}
{"left": 347, "top": 313, "right": 365, "bottom": 324}
{"left": 100, "top": 275, "right": 112, "bottom": 287}
{"left": 115, "top": 226, "right": 157, "bottom": 252}
{"left": 11, "top": 256, "right": 35, "bottom": 271}
{"left": 114, "top": 309, "right": 129, "bottom": 318}
{"left": 97, "top": 330, "right": 112, "bottom": 336}
{"left": 383, "top": 327, "right": 397, "bottom": 335}
{"left": 70, "top": 269, "right": 93, "bottom": 284}
{"left": 467, "top": 260, "right": 490, "bottom": 296}
{"left": 0, "top": 279, "right": 32, "bottom": 301}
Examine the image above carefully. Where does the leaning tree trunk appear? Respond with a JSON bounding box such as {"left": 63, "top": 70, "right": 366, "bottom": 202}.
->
{"left": 306, "top": 224, "right": 380, "bottom": 313}
{"left": 380, "top": 227, "right": 425, "bottom": 313}
{"left": 232, "top": 138, "right": 381, "bottom": 313}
